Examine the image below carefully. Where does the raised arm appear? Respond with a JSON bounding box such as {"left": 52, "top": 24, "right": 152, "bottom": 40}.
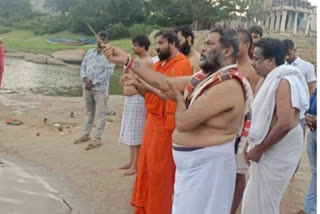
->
{"left": 103, "top": 46, "right": 190, "bottom": 93}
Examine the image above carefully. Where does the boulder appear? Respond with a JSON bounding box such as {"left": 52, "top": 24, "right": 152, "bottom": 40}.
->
{"left": 24, "top": 54, "right": 48, "bottom": 64}
{"left": 46, "top": 57, "right": 65, "bottom": 66}
{"left": 52, "top": 49, "right": 85, "bottom": 64}
{"left": 6, "top": 52, "right": 28, "bottom": 58}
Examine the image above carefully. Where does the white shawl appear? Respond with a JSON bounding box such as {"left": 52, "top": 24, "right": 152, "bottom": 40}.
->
{"left": 249, "top": 64, "right": 309, "bottom": 146}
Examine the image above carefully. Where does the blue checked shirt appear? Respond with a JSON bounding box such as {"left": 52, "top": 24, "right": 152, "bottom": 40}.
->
{"left": 80, "top": 48, "right": 115, "bottom": 91}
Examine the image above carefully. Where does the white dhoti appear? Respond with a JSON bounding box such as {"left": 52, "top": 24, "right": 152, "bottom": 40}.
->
{"left": 172, "top": 141, "right": 236, "bottom": 214}
{"left": 241, "top": 124, "right": 303, "bottom": 214}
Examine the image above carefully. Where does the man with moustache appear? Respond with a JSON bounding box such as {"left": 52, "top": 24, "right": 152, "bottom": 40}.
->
{"left": 103, "top": 27, "right": 252, "bottom": 214}
{"left": 73, "top": 31, "right": 115, "bottom": 150}
{"left": 175, "top": 26, "right": 201, "bottom": 73}
{"left": 242, "top": 38, "right": 309, "bottom": 214}
{"left": 116, "top": 30, "right": 192, "bottom": 214}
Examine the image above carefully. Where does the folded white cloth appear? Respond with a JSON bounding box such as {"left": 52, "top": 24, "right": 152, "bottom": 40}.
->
{"left": 249, "top": 64, "right": 309, "bottom": 146}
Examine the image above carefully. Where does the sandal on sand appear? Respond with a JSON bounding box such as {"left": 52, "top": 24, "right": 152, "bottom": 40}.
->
{"left": 73, "top": 136, "right": 91, "bottom": 144}
{"left": 85, "top": 139, "right": 102, "bottom": 151}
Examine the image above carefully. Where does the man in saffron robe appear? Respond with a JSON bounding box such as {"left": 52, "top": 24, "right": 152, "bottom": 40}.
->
{"left": 115, "top": 30, "right": 192, "bottom": 214}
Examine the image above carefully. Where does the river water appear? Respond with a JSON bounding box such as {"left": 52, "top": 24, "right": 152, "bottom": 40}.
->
{"left": 0, "top": 57, "right": 97, "bottom": 213}
{"left": 1, "top": 57, "right": 83, "bottom": 96}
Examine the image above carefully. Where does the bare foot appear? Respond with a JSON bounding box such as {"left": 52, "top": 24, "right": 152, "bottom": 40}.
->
{"left": 119, "top": 162, "right": 132, "bottom": 170}
{"left": 124, "top": 167, "right": 137, "bottom": 176}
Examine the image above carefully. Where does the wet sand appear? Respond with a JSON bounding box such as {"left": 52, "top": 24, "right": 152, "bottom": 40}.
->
{"left": 0, "top": 154, "right": 94, "bottom": 214}
{"left": 0, "top": 94, "right": 311, "bottom": 214}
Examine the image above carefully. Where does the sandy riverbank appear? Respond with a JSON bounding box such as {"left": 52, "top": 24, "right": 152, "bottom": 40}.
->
{"left": 0, "top": 94, "right": 311, "bottom": 214}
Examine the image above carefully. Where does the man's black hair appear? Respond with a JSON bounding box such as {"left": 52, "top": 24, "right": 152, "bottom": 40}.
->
{"left": 238, "top": 29, "right": 253, "bottom": 54}
{"left": 282, "top": 39, "right": 295, "bottom": 54}
{"left": 175, "top": 26, "right": 195, "bottom": 45}
{"left": 248, "top": 25, "right": 263, "bottom": 37}
{"left": 210, "top": 27, "right": 239, "bottom": 63}
{"left": 155, "top": 29, "right": 180, "bottom": 49}
{"left": 255, "top": 38, "right": 285, "bottom": 66}
{"left": 132, "top": 35, "right": 151, "bottom": 51}
{"left": 98, "top": 31, "right": 109, "bottom": 39}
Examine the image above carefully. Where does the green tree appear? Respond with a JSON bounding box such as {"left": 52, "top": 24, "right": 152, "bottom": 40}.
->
{"left": 69, "top": 0, "right": 146, "bottom": 34}
{"left": 246, "top": 0, "right": 270, "bottom": 24}
{"left": 44, "top": 0, "right": 77, "bottom": 14}
{"left": 0, "top": 0, "right": 33, "bottom": 18}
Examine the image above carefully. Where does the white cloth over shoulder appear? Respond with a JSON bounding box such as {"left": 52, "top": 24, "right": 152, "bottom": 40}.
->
{"left": 249, "top": 64, "right": 309, "bottom": 147}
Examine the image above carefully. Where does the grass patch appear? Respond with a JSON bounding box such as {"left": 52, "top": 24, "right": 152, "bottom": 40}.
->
{"left": 0, "top": 29, "right": 133, "bottom": 55}
{"left": 109, "top": 66, "right": 123, "bottom": 95}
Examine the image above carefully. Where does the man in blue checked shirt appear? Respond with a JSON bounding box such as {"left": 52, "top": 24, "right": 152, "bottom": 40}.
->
{"left": 74, "top": 31, "right": 115, "bottom": 150}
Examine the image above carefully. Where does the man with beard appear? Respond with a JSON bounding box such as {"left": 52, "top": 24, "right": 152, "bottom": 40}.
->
{"left": 117, "top": 30, "right": 192, "bottom": 214}
{"left": 74, "top": 31, "right": 115, "bottom": 150}
{"left": 103, "top": 27, "right": 252, "bottom": 214}
{"left": 175, "top": 26, "right": 201, "bottom": 73}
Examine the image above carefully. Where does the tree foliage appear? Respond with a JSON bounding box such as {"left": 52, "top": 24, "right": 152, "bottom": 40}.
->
{"left": 44, "top": 0, "right": 77, "bottom": 14}
{"left": 0, "top": 0, "right": 33, "bottom": 18}
{"left": 1, "top": 0, "right": 268, "bottom": 36}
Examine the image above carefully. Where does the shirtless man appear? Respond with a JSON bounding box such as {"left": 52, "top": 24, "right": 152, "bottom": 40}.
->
{"left": 175, "top": 26, "right": 201, "bottom": 73}
{"left": 117, "top": 30, "right": 192, "bottom": 214}
{"left": 230, "top": 29, "right": 261, "bottom": 214}
{"left": 237, "top": 29, "right": 261, "bottom": 93}
{"left": 242, "top": 38, "right": 309, "bottom": 214}
{"left": 119, "top": 35, "right": 153, "bottom": 176}
{"left": 103, "top": 27, "right": 252, "bottom": 214}
{"left": 248, "top": 25, "right": 263, "bottom": 59}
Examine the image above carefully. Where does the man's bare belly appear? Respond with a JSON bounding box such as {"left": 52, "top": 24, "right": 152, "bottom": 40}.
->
{"left": 172, "top": 111, "right": 242, "bottom": 147}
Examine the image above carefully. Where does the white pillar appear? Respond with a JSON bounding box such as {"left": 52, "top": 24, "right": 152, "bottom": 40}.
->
{"left": 287, "top": 11, "right": 293, "bottom": 30}
{"left": 280, "top": 10, "right": 288, "bottom": 32}
{"left": 305, "top": 13, "right": 310, "bottom": 36}
{"left": 293, "top": 11, "right": 299, "bottom": 35}
{"left": 265, "top": 16, "right": 271, "bottom": 31}
{"left": 275, "top": 10, "right": 282, "bottom": 32}
{"left": 270, "top": 12, "right": 276, "bottom": 31}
